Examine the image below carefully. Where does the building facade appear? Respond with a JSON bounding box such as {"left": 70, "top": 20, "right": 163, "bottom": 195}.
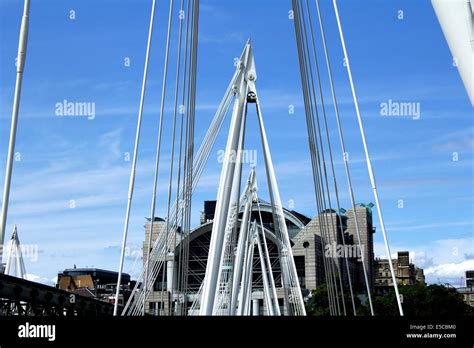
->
{"left": 466, "top": 270, "right": 474, "bottom": 288}
{"left": 457, "top": 270, "right": 474, "bottom": 307}
{"left": 57, "top": 267, "right": 133, "bottom": 305}
{"left": 291, "top": 204, "right": 375, "bottom": 293}
{"left": 374, "top": 251, "right": 425, "bottom": 294}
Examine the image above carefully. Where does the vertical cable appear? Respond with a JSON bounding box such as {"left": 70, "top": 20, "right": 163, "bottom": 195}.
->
{"left": 175, "top": 0, "right": 191, "bottom": 315}
{"left": 165, "top": 0, "right": 186, "bottom": 315}
{"left": 115, "top": 0, "right": 156, "bottom": 316}
{"left": 298, "top": 0, "right": 344, "bottom": 315}
{"left": 332, "top": 0, "right": 402, "bottom": 315}
{"left": 306, "top": 0, "right": 358, "bottom": 315}
{"left": 292, "top": 0, "right": 338, "bottom": 315}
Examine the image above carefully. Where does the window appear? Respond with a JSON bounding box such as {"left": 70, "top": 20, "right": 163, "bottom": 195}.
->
{"left": 293, "top": 256, "right": 306, "bottom": 288}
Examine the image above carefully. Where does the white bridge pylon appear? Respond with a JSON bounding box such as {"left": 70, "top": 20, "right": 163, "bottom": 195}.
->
{"left": 199, "top": 41, "right": 306, "bottom": 316}
{"left": 5, "top": 225, "right": 27, "bottom": 279}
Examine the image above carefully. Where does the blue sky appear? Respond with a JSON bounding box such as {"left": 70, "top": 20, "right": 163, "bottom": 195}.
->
{"left": 0, "top": 0, "right": 472, "bottom": 286}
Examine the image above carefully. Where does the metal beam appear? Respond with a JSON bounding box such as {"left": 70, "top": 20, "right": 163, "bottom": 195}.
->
{"left": 0, "top": 0, "right": 31, "bottom": 267}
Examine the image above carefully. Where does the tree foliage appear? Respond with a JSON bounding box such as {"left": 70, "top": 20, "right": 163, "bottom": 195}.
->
{"left": 305, "top": 283, "right": 473, "bottom": 316}
{"left": 371, "top": 283, "right": 473, "bottom": 317}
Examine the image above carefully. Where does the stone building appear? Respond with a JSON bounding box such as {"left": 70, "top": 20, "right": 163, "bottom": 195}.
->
{"left": 457, "top": 270, "right": 474, "bottom": 307}
{"left": 374, "top": 251, "right": 425, "bottom": 294}
{"left": 345, "top": 205, "right": 376, "bottom": 291}
{"left": 466, "top": 270, "right": 474, "bottom": 288}
{"left": 291, "top": 204, "right": 375, "bottom": 293}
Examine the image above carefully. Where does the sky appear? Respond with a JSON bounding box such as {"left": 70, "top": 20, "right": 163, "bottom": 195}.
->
{"left": 0, "top": 0, "right": 472, "bottom": 286}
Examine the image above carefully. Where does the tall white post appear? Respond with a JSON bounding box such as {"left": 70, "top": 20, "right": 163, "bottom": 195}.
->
{"left": 199, "top": 42, "right": 252, "bottom": 315}
{"left": 254, "top": 96, "right": 306, "bottom": 315}
{"left": 0, "top": 0, "right": 31, "bottom": 268}
{"left": 432, "top": 0, "right": 474, "bottom": 105}
{"left": 255, "top": 224, "right": 274, "bottom": 315}
{"left": 201, "top": 41, "right": 306, "bottom": 316}
{"left": 229, "top": 171, "right": 255, "bottom": 314}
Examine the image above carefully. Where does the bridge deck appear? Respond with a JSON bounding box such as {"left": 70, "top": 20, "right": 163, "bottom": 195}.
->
{"left": 0, "top": 273, "right": 121, "bottom": 316}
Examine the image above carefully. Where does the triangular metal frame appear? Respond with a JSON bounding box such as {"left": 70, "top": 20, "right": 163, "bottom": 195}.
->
{"left": 5, "top": 225, "right": 27, "bottom": 279}
{"left": 199, "top": 41, "right": 306, "bottom": 316}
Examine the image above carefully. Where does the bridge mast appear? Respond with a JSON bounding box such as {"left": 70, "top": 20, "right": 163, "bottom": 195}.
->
{"left": 0, "top": 0, "right": 31, "bottom": 271}
{"left": 199, "top": 41, "right": 306, "bottom": 316}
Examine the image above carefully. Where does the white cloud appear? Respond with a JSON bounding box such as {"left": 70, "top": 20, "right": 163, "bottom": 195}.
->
{"left": 25, "top": 273, "right": 56, "bottom": 286}
{"left": 431, "top": 127, "right": 474, "bottom": 152}
{"left": 99, "top": 128, "right": 123, "bottom": 160}
{"left": 374, "top": 237, "right": 474, "bottom": 284}
{"left": 386, "top": 221, "right": 473, "bottom": 232}
{"left": 424, "top": 260, "right": 474, "bottom": 279}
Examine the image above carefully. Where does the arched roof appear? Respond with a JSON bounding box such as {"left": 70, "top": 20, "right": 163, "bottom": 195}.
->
{"left": 174, "top": 202, "right": 306, "bottom": 251}
{"left": 253, "top": 201, "right": 308, "bottom": 229}
{"left": 176, "top": 220, "right": 284, "bottom": 251}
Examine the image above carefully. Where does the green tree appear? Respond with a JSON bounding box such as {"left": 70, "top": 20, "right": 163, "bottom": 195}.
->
{"left": 305, "top": 283, "right": 362, "bottom": 316}
{"left": 306, "top": 283, "right": 473, "bottom": 316}
{"left": 306, "top": 284, "right": 331, "bottom": 316}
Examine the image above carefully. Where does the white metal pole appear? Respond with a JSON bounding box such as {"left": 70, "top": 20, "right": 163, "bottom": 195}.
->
{"left": 255, "top": 224, "right": 274, "bottom": 315}
{"left": 230, "top": 173, "right": 255, "bottom": 314}
{"left": 333, "top": 0, "right": 404, "bottom": 316}
{"left": 237, "top": 219, "right": 254, "bottom": 315}
{"left": 432, "top": 0, "right": 474, "bottom": 105}
{"left": 213, "top": 101, "right": 248, "bottom": 314}
{"left": 254, "top": 95, "right": 306, "bottom": 315}
{"left": 245, "top": 239, "right": 255, "bottom": 316}
{"left": 200, "top": 94, "right": 244, "bottom": 315}
{"left": 0, "top": 0, "right": 31, "bottom": 268}
{"left": 114, "top": 0, "right": 157, "bottom": 316}
{"left": 241, "top": 227, "right": 255, "bottom": 316}
{"left": 199, "top": 43, "right": 251, "bottom": 315}
{"left": 256, "top": 199, "right": 280, "bottom": 315}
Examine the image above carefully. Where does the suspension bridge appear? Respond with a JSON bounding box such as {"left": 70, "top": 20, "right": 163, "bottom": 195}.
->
{"left": 2, "top": 0, "right": 468, "bottom": 317}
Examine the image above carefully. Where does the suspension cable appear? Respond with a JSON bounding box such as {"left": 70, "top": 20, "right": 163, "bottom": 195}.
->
{"left": 292, "top": 0, "right": 338, "bottom": 315}
{"left": 332, "top": 0, "right": 403, "bottom": 315}
{"left": 165, "top": 0, "right": 186, "bottom": 315}
{"left": 305, "top": 0, "right": 357, "bottom": 315}
{"left": 175, "top": 0, "right": 192, "bottom": 315}
{"left": 298, "top": 0, "right": 344, "bottom": 315}
{"left": 314, "top": 0, "right": 363, "bottom": 316}
{"left": 115, "top": 0, "right": 157, "bottom": 316}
